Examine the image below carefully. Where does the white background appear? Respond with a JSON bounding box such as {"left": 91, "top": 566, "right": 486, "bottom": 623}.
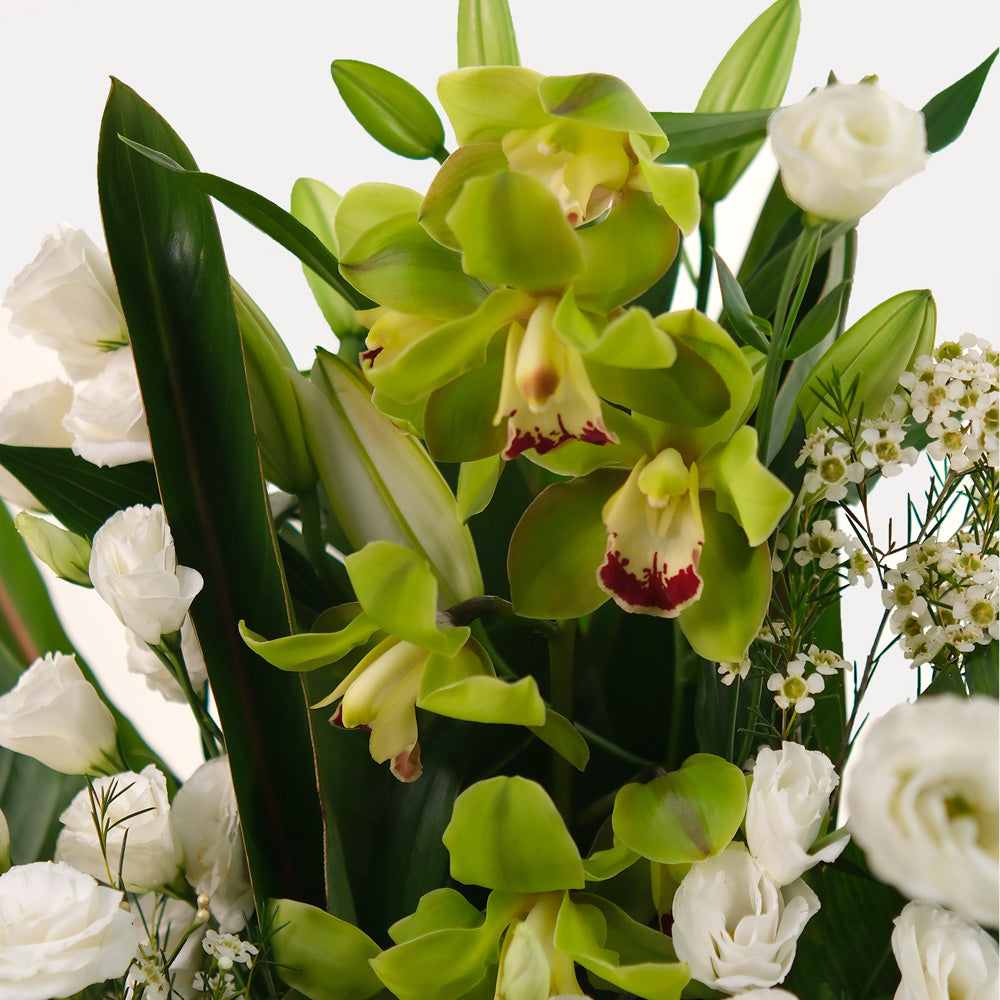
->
{"left": 1, "top": 0, "right": 997, "bottom": 776}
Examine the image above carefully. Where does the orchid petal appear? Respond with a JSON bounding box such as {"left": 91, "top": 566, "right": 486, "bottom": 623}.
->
{"left": 637, "top": 161, "right": 701, "bottom": 236}
{"left": 437, "top": 67, "right": 547, "bottom": 143}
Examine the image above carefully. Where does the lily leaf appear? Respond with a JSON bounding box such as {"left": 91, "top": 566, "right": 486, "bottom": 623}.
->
{"left": 714, "top": 252, "right": 770, "bottom": 353}
{"left": 458, "top": 0, "right": 520, "bottom": 68}
{"left": 332, "top": 59, "right": 447, "bottom": 162}
{"left": 782, "top": 280, "right": 850, "bottom": 360}
{"left": 117, "top": 136, "right": 370, "bottom": 309}
{"left": 922, "top": 49, "right": 998, "bottom": 153}
{"left": 652, "top": 109, "right": 771, "bottom": 164}
{"left": 100, "top": 79, "right": 325, "bottom": 910}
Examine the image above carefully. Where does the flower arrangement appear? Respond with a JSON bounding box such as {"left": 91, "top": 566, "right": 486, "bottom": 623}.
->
{"left": 0, "top": 2, "right": 996, "bottom": 999}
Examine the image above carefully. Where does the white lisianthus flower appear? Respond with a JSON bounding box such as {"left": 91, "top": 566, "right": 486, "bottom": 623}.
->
{"left": 746, "top": 742, "right": 848, "bottom": 885}
{"left": 0, "top": 861, "right": 141, "bottom": 1000}
{"left": 768, "top": 81, "right": 929, "bottom": 221}
{"left": 844, "top": 695, "right": 999, "bottom": 928}
{"left": 0, "top": 379, "right": 74, "bottom": 508}
{"left": 90, "top": 504, "right": 204, "bottom": 644}
{"left": 172, "top": 756, "right": 253, "bottom": 933}
{"left": 56, "top": 764, "right": 183, "bottom": 892}
{"left": 125, "top": 616, "right": 208, "bottom": 703}
{"left": 671, "top": 843, "right": 820, "bottom": 992}
{"left": 891, "top": 901, "right": 998, "bottom": 1000}
{"left": 62, "top": 345, "right": 153, "bottom": 467}
{"left": 728, "top": 992, "right": 800, "bottom": 1000}
{"left": 0, "top": 652, "right": 119, "bottom": 775}
{"left": 2, "top": 225, "right": 128, "bottom": 379}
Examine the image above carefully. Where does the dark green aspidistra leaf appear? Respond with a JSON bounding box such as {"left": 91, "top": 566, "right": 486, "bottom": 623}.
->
{"left": 99, "top": 79, "right": 326, "bottom": 912}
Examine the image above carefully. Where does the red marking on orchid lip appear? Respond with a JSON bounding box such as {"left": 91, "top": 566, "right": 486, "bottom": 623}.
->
{"left": 598, "top": 547, "right": 703, "bottom": 614}
{"left": 659, "top": 912, "right": 674, "bottom": 936}
{"left": 360, "top": 346, "right": 383, "bottom": 367}
{"left": 328, "top": 705, "right": 371, "bottom": 734}
{"left": 579, "top": 421, "right": 616, "bottom": 446}
{"left": 502, "top": 413, "right": 615, "bottom": 459}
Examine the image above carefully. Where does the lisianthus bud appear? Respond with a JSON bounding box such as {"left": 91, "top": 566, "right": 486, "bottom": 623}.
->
{"left": 0, "top": 652, "right": 119, "bottom": 776}
{"left": 14, "top": 512, "right": 92, "bottom": 586}
{"left": 768, "top": 81, "right": 929, "bottom": 222}
{"left": 89, "top": 504, "right": 203, "bottom": 645}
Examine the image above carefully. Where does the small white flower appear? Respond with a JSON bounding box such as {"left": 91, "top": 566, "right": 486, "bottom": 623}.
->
{"left": 802, "top": 645, "right": 850, "bottom": 676}
{"left": 844, "top": 540, "right": 875, "bottom": 587}
{"left": 718, "top": 656, "right": 752, "bottom": 686}
{"left": 792, "top": 519, "right": 847, "bottom": 570}
{"left": 767, "top": 658, "right": 825, "bottom": 714}
{"left": 203, "top": 930, "right": 258, "bottom": 971}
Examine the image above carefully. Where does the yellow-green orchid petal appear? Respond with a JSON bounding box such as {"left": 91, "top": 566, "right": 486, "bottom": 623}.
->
{"left": 636, "top": 161, "right": 701, "bottom": 236}
{"left": 437, "top": 66, "right": 548, "bottom": 144}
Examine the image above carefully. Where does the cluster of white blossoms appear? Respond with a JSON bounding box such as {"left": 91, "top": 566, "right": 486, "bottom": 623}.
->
{"left": 766, "top": 644, "right": 851, "bottom": 716}
{"left": 0, "top": 225, "right": 153, "bottom": 494}
{"left": 882, "top": 533, "right": 998, "bottom": 666}
{"left": 671, "top": 743, "right": 847, "bottom": 996}
{"left": 898, "top": 335, "right": 999, "bottom": 472}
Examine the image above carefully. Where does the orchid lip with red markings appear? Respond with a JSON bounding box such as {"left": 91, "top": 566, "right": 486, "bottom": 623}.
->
{"left": 599, "top": 542, "right": 703, "bottom": 616}
{"left": 502, "top": 409, "right": 616, "bottom": 459}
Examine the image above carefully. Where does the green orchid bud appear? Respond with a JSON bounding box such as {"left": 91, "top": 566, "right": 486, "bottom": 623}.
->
{"left": 331, "top": 59, "right": 447, "bottom": 162}
{"left": 266, "top": 898, "right": 382, "bottom": 1000}
{"left": 14, "top": 511, "right": 92, "bottom": 586}
{"left": 695, "top": 0, "right": 800, "bottom": 202}
{"left": 233, "top": 282, "right": 317, "bottom": 494}
{"left": 796, "top": 289, "right": 936, "bottom": 432}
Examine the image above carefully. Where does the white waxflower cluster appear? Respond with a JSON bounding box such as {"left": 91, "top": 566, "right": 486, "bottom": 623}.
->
{"left": 882, "top": 533, "right": 998, "bottom": 666}
{"left": 791, "top": 519, "right": 847, "bottom": 569}
{"left": 795, "top": 428, "right": 865, "bottom": 502}
{"left": 897, "top": 335, "right": 999, "bottom": 472}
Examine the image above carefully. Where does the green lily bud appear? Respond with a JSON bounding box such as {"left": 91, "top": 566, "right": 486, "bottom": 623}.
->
{"left": 266, "top": 898, "right": 383, "bottom": 1000}
{"left": 695, "top": 0, "right": 800, "bottom": 202}
{"left": 796, "top": 289, "right": 936, "bottom": 432}
{"left": 232, "top": 281, "right": 316, "bottom": 494}
{"left": 457, "top": 0, "right": 521, "bottom": 68}
{"left": 14, "top": 512, "right": 92, "bottom": 586}
{"left": 331, "top": 59, "right": 447, "bottom": 162}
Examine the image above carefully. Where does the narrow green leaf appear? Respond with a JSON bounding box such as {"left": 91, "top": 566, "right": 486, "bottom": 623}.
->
{"left": 695, "top": 0, "right": 800, "bottom": 202}
{"left": 458, "top": 0, "right": 521, "bottom": 68}
{"left": 922, "top": 49, "right": 998, "bottom": 153}
{"left": 0, "top": 446, "right": 158, "bottom": 540}
{"left": 117, "top": 136, "right": 372, "bottom": 310}
{"left": 331, "top": 60, "right": 448, "bottom": 162}
{"left": 782, "top": 281, "right": 850, "bottom": 360}
{"left": 714, "top": 252, "right": 770, "bottom": 353}
{"left": 100, "top": 79, "right": 326, "bottom": 910}
{"left": 652, "top": 109, "right": 771, "bottom": 164}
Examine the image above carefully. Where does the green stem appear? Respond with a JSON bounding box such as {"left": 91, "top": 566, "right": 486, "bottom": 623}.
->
{"left": 665, "top": 626, "right": 688, "bottom": 770}
{"left": 548, "top": 620, "right": 576, "bottom": 824}
{"left": 737, "top": 673, "right": 765, "bottom": 767}
{"left": 695, "top": 200, "right": 716, "bottom": 313}
{"left": 154, "top": 635, "right": 224, "bottom": 757}
{"left": 575, "top": 725, "right": 658, "bottom": 770}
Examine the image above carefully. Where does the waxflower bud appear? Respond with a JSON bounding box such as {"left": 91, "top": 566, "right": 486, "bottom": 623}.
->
{"left": 14, "top": 512, "right": 92, "bottom": 586}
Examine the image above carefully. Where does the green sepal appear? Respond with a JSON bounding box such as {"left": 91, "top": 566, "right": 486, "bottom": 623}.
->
{"left": 373, "top": 891, "right": 521, "bottom": 1000}
{"left": 636, "top": 161, "right": 701, "bottom": 236}
{"left": 699, "top": 426, "right": 792, "bottom": 546}
{"left": 796, "top": 289, "right": 936, "bottom": 432}
{"left": 437, "top": 67, "right": 548, "bottom": 144}
{"left": 677, "top": 495, "right": 772, "bottom": 662}
{"left": 345, "top": 541, "right": 471, "bottom": 657}
{"left": 266, "top": 898, "right": 383, "bottom": 1000}
{"left": 331, "top": 59, "right": 447, "bottom": 162}
{"left": 582, "top": 841, "right": 640, "bottom": 883}
{"left": 456, "top": 456, "right": 503, "bottom": 522}
{"left": 612, "top": 753, "right": 747, "bottom": 865}
{"left": 538, "top": 74, "right": 665, "bottom": 154}
{"left": 694, "top": 0, "right": 800, "bottom": 202}
{"left": 300, "top": 350, "right": 483, "bottom": 604}
{"left": 338, "top": 199, "right": 489, "bottom": 320}
{"left": 290, "top": 177, "right": 365, "bottom": 337}
{"left": 423, "top": 340, "right": 508, "bottom": 463}
{"left": 508, "top": 469, "right": 622, "bottom": 620}
{"left": 443, "top": 776, "right": 585, "bottom": 892}
{"left": 457, "top": 0, "right": 521, "bottom": 68}
{"left": 420, "top": 144, "right": 509, "bottom": 250}
{"left": 922, "top": 49, "right": 998, "bottom": 153}
{"left": 573, "top": 190, "right": 679, "bottom": 313}
{"left": 552, "top": 287, "right": 602, "bottom": 353}
{"left": 528, "top": 707, "right": 591, "bottom": 771}
{"left": 239, "top": 608, "right": 379, "bottom": 672}
{"left": 418, "top": 638, "right": 546, "bottom": 726}
{"left": 365, "top": 288, "right": 528, "bottom": 404}
{"left": 584, "top": 307, "right": 677, "bottom": 369}
{"left": 555, "top": 893, "right": 690, "bottom": 1000}
{"left": 447, "top": 171, "right": 584, "bottom": 291}
{"left": 334, "top": 182, "right": 423, "bottom": 257}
